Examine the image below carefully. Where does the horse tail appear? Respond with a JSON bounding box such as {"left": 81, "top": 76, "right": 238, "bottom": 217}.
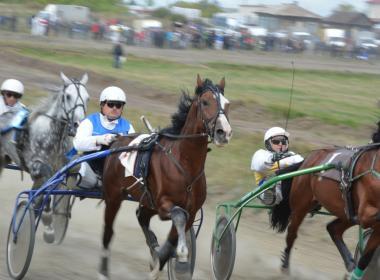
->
{"left": 269, "top": 179, "right": 292, "bottom": 233}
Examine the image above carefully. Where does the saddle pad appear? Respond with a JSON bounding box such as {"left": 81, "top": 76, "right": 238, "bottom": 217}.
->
{"left": 119, "top": 134, "right": 150, "bottom": 177}
{"left": 317, "top": 148, "right": 357, "bottom": 182}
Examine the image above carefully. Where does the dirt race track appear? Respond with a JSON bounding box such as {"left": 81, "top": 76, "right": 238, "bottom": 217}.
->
{"left": 0, "top": 31, "right": 379, "bottom": 280}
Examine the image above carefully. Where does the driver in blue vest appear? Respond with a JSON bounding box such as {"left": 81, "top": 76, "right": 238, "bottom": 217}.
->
{"left": 73, "top": 86, "right": 135, "bottom": 189}
{"left": 251, "top": 127, "right": 303, "bottom": 205}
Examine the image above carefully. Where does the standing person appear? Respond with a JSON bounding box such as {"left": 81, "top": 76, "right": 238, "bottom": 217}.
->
{"left": 112, "top": 42, "right": 124, "bottom": 68}
{"left": 251, "top": 127, "right": 304, "bottom": 205}
{"left": 73, "top": 86, "right": 135, "bottom": 189}
{"left": 0, "top": 78, "right": 26, "bottom": 115}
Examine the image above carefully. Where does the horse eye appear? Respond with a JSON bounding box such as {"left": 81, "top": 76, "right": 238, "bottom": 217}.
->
{"left": 66, "top": 95, "right": 72, "bottom": 101}
{"left": 202, "top": 100, "right": 209, "bottom": 107}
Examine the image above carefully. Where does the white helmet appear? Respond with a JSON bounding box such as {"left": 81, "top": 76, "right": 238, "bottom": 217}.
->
{"left": 264, "top": 127, "right": 289, "bottom": 142}
{"left": 1, "top": 79, "right": 24, "bottom": 95}
{"left": 99, "top": 86, "right": 126, "bottom": 103}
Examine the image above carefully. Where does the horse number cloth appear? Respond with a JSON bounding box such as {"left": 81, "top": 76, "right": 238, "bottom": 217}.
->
{"left": 119, "top": 134, "right": 150, "bottom": 177}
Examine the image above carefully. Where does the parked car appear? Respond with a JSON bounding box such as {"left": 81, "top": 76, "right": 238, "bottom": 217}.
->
{"left": 358, "top": 38, "right": 378, "bottom": 50}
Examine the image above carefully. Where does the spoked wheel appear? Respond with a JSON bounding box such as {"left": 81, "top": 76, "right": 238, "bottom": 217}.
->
{"left": 210, "top": 215, "right": 236, "bottom": 280}
{"left": 43, "top": 195, "right": 73, "bottom": 245}
{"left": 167, "top": 227, "right": 196, "bottom": 280}
{"left": 6, "top": 200, "right": 36, "bottom": 280}
{"left": 354, "top": 229, "right": 373, "bottom": 264}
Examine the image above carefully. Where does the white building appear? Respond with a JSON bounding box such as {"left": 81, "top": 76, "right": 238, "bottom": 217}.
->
{"left": 367, "top": 0, "right": 380, "bottom": 23}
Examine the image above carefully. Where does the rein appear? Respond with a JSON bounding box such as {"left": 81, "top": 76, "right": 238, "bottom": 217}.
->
{"left": 159, "top": 132, "right": 208, "bottom": 139}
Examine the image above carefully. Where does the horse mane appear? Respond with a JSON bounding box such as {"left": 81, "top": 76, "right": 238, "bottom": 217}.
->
{"left": 29, "top": 90, "right": 61, "bottom": 121}
{"left": 160, "top": 79, "right": 217, "bottom": 135}
{"left": 372, "top": 121, "right": 380, "bottom": 143}
{"left": 160, "top": 91, "right": 193, "bottom": 135}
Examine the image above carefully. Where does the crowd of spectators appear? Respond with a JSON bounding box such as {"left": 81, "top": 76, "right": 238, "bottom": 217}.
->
{"left": 1, "top": 13, "right": 378, "bottom": 60}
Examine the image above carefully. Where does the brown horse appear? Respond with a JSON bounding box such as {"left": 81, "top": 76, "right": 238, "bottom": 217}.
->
{"left": 99, "top": 75, "right": 232, "bottom": 279}
{"left": 270, "top": 123, "right": 380, "bottom": 280}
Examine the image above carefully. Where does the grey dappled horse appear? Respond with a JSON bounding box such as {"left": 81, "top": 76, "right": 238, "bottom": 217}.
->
{"left": 0, "top": 72, "right": 89, "bottom": 188}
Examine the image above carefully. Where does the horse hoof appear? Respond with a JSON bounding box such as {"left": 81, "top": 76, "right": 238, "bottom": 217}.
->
{"left": 41, "top": 210, "right": 53, "bottom": 226}
{"left": 43, "top": 227, "right": 55, "bottom": 244}
{"left": 149, "top": 253, "right": 160, "bottom": 280}
{"left": 174, "top": 262, "right": 192, "bottom": 280}
{"left": 281, "top": 266, "right": 290, "bottom": 275}
{"left": 97, "top": 272, "right": 110, "bottom": 280}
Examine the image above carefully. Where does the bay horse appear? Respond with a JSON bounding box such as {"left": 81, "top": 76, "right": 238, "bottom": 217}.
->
{"left": 99, "top": 75, "right": 232, "bottom": 279}
{"left": 270, "top": 122, "right": 380, "bottom": 279}
{"left": 0, "top": 72, "right": 89, "bottom": 188}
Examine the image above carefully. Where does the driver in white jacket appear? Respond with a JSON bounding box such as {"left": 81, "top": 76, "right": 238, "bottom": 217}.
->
{"left": 72, "top": 86, "right": 135, "bottom": 189}
{"left": 0, "top": 78, "right": 25, "bottom": 115}
{"left": 251, "top": 127, "right": 303, "bottom": 205}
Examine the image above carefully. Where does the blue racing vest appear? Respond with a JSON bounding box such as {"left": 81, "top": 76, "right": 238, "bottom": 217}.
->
{"left": 65, "top": 113, "right": 131, "bottom": 160}
{"left": 87, "top": 112, "right": 131, "bottom": 136}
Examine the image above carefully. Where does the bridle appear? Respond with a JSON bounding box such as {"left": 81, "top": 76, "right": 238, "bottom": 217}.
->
{"left": 197, "top": 84, "right": 228, "bottom": 142}
{"left": 61, "top": 78, "right": 87, "bottom": 136}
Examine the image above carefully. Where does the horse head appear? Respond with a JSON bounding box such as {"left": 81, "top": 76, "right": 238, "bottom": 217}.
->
{"left": 60, "top": 72, "right": 90, "bottom": 134}
{"left": 195, "top": 74, "right": 232, "bottom": 146}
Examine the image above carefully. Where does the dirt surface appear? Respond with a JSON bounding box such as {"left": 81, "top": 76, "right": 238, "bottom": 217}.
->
{"left": 0, "top": 31, "right": 379, "bottom": 280}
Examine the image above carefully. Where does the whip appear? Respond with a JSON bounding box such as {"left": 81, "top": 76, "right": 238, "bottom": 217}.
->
{"left": 284, "top": 61, "right": 295, "bottom": 130}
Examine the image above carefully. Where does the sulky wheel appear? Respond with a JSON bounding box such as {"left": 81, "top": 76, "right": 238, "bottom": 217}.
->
{"left": 167, "top": 227, "right": 196, "bottom": 280}
{"left": 210, "top": 215, "right": 236, "bottom": 280}
{"left": 6, "top": 200, "right": 36, "bottom": 280}
{"left": 43, "top": 195, "right": 73, "bottom": 245}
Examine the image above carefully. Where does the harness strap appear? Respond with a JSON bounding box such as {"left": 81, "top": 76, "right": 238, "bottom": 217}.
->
{"left": 156, "top": 141, "right": 205, "bottom": 193}
{"left": 340, "top": 145, "right": 380, "bottom": 223}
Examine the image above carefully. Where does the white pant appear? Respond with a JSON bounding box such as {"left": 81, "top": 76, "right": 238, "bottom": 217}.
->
{"left": 77, "top": 162, "right": 101, "bottom": 189}
{"left": 259, "top": 182, "right": 283, "bottom": 206}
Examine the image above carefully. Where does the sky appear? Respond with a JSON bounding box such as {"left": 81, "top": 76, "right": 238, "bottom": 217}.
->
{"left": 153, "top": 0, "right": 368, "bottom": 17}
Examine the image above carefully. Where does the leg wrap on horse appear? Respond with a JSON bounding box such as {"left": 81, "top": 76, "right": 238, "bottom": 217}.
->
{"left": 170, "top": 206, "right": 189, "bottom": 263}
{"left": 350, "top": 267, "right": 364, "bottom": 280}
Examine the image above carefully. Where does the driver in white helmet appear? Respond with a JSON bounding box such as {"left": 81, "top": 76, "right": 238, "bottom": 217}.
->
{"left": 0, "top": 78, "right": 26, "bottom": 115}
{"left": 251, "top": 127, "right": 304, "bottom": 205}
{"left": 72, "top": 86, "right": 135, "bottom": 189}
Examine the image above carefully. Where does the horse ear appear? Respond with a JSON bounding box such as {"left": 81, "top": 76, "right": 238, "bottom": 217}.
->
{"left": 60, "top": 72, "right": 71, "bottom": 85}
{"left": 219, "top": 77, "right": 225, "bottom": 91}
{"left": 196, "top": 74, "right": 203, "bottom": 88}
{"left": 80, "top": 73, "right": 88, "bottom": 85}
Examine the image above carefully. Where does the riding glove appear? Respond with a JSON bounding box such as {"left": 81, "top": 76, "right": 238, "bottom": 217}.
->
{"left": 271, "top": 152, "right": 284, "bottom": 162}
{"left": 96, "top": 134, "right": 117, "bottom": 146}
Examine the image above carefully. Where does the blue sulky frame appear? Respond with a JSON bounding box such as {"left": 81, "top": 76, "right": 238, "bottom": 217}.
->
{"left": 8, "top": 146, "right": 201, "bottom": 243}
{"left": 9, "top": 149, "right": 114, "bottom": 240}
{"left": 211, "top": 163, "right": 368, "bottom": 280}
{"left": 5, "top": 145, "right": 204, "bottom": 280}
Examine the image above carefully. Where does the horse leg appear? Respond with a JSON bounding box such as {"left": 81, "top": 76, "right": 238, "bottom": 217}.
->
{"left": 281, "top": 205, "right": 310, "bottom": 273}
{"left": 136, "top": 206, "right": 159, "bottom": 252}
{"left": 99, "top": 196, "right": 122, "bottom": 280}
{"left": 136, "top": 205, "right": 169, "bottom": 279}
{"left": 326, "top": 218, "right": 355, "bottom": 272}
{"left": 350, "top": 225, "right": 380, "bottom": 280}
{"left": 171, "top": 206, "right": 189, "bottom": 263}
